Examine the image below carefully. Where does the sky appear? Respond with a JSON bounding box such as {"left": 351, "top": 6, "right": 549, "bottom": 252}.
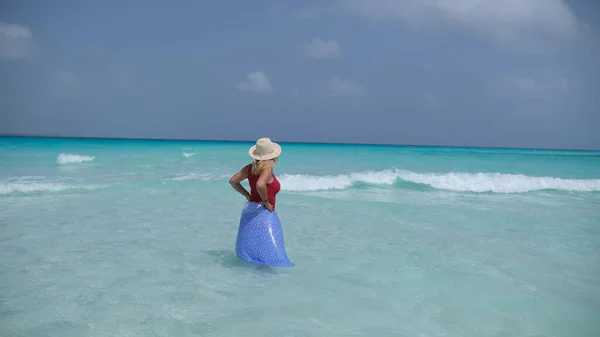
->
{"left": 0, "top": 0, "right": 599, "bottom": 150}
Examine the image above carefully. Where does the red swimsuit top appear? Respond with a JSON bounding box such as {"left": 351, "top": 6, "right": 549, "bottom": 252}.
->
{"left": 246, "top": 164, "right": 281, "bottom": 209}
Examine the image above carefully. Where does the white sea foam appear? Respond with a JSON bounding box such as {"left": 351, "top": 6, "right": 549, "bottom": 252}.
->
{"left": 397, "top": 171, "right": 600, "bottom": 193}
{"left": 0, "top": 182, "right": 103, "bottom": 195}
{"left": 57, "top": 153, "right": 95, "bottom": 164}
{"left": 182, "top": 152, "right": 196, "bottom": 158}
{"left": 170, "top": 173, "right": 213, "bottom": 181}
{"left": 278, "top": 169, "right": 600, "bottom": 193}
{"left": 169, "top": 173, "right": 229, "bottom": 181}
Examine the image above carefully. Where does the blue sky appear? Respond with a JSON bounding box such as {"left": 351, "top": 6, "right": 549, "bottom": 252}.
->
{"left": 0, "top": 0, "right": 598, "bottom": 149}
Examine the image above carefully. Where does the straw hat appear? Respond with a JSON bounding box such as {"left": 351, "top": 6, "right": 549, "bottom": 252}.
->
{"left": 249, "top": 138, "right": 282, "bottom": 160}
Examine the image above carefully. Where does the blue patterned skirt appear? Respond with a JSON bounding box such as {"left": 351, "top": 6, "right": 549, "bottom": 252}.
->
{"left": 235, "top": 202, "right": 294, "bottom": 267}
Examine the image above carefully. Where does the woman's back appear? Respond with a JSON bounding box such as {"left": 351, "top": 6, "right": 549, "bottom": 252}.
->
{"left": 246, "top": 163, "right": 281, "bottom": 208}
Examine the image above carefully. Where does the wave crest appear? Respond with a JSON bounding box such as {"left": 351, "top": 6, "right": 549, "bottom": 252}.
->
{"left": 57, "top": 153, "right": 95, "bottom": 164}
{"left": 278, "top": 169, "right": 600, "bottom": 193}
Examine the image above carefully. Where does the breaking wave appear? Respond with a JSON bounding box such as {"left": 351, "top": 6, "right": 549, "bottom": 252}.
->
{"left": 277, "top": 169, "right": 600, "bottom": 193}
{"left": 57, "top": 153, "right": 95, "bottom": 164}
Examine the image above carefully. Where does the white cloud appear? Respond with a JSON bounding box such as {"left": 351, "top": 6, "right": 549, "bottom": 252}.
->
{"left": 235, "top": 71, "right": 273, "bottom": 94}
{"left": 305, "top": 38, "right": 341, "bottom": 59}
{"left": 330, "top": 76, "right": 364, "bottom": 96}
{"left": 0, "top": 22, "right": 34, "bottom": 59}
{"left": 338, "top": 0, "right": 579, "bottom": 48}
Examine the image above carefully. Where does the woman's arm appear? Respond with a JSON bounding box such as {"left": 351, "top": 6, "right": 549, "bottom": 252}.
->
{"left": 229, "top": 165, "right": 251, "bottom": 200}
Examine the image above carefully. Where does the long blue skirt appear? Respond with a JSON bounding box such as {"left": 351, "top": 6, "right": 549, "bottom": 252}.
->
{"left": 235, "top": 202, "right": 294, "bottom": 267}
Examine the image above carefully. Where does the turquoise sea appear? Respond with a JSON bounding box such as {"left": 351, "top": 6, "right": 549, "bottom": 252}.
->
{"left": 1, "top": 137, "right": 599, "bottom": 337}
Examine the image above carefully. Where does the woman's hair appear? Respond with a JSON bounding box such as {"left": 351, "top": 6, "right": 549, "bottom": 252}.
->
{"left": 251, "top": 157, "right": 278, "bottom": 175}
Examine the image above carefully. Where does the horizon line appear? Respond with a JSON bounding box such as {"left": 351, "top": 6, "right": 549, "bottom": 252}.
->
{"left": 0, "top": 134, "right": 598, "bottom": 152}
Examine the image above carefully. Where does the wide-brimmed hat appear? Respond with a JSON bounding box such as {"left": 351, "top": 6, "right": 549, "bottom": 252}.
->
{"left": 248, "top": 138, "right": 282, "bottom": 160}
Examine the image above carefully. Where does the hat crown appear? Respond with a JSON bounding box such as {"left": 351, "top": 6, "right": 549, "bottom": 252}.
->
{"left": 254, "top": 138, "right": 274, "bottom": 156}
{"left": 249, "top": 137, "right": 281, "bottom": 160}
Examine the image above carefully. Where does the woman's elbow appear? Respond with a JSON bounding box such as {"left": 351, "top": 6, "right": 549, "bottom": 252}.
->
{"left": 256, "top": 182, "right": 266, "bottom": 190}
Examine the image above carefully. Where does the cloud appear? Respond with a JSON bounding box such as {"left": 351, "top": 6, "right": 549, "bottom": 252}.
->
{"left": 305, "top": 38, "right": 341, "bottom": 59}
{"left": 235, "top": 71, "right": 273, "bottom": 94}
{"left": 0, "top": 22, "right": 34, "bottom": 59}
{"left": 330, "top": 77, "right": 364, "bottom": 96}
{"left": 338, "top": 0, "right": 580, "bottom": 49}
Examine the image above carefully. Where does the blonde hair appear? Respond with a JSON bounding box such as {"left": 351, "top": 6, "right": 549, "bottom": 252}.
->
{"left": 251, "top": 157, "right": 278, "bottom": 175}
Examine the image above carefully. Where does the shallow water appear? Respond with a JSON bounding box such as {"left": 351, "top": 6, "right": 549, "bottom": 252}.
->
{"left": 1, "top": 137, "right": 599, "bottom": 336}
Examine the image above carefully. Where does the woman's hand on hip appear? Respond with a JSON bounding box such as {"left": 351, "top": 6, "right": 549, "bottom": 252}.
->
{"left": 262, "top": 201, "right": 274, "bottom": 212}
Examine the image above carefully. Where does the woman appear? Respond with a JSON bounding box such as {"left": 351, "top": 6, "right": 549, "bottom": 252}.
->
{"left": 229, "top": 137, "right": 281, "bottom": 212}
{"left": 228, "top": 137, "right": 294, "bottom": 267}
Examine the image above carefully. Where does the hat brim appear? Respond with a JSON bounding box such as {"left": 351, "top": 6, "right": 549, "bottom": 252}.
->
{"left": 248, "top": 142, "right": 282, "bottom": 160}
